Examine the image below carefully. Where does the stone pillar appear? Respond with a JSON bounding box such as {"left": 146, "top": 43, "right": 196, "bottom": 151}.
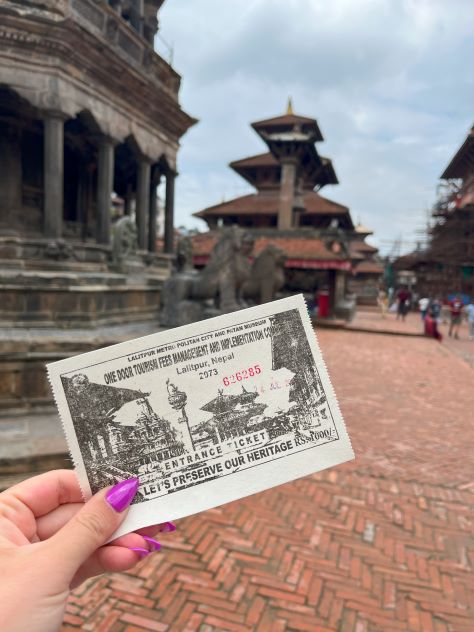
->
{"left": 0, "top": 127, "right": 22, "bottom": 229}
{"left": 136, "top": 158, "right": 151, "bottom": 250}
{"left": 43, "top": 112, "right": 65, "bottom": 238}
{"left": 164, "top": 169, "right": 176, "bottom": 254}
{"left": 130, "top": 0, "right": 144, "bottom": 35}
{"left": 148, "top": 165, "right": 161, "bottom": 252}
{"left": 335, "top": 269, "right": 346, "bottom": 305}
{"left": 96, "top": 137, "right": 115, "bottom": 245}
{"left": 278, "top": 158, "right": 297, "bottom": 230}
{"left": 328, "top": 270, "right": 336, "bottom": 313}
{"left": 124, "top": 182, "right": 133, "bottom": 215}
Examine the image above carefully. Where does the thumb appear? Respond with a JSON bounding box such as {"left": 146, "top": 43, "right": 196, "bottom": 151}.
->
{"left": 44, "top": 477, "right": 139, "bottom": 578}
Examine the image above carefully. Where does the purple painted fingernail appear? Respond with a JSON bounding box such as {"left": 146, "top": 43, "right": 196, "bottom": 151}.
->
{"left": 143, "top": 535, "right": 161, "bottom": 551}
{"left": 159, "top": 521, "right": 176, "bottom": 533}
{"left": 106, "top": 477, "right": 139, "bottom": 512}
{"left": 129, "top": 547, "right": 149, "bottom": 558}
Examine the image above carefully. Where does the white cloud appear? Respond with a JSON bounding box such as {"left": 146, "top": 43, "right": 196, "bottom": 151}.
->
{"left": 158, "top": 0, "right": 474, "bottom": 253}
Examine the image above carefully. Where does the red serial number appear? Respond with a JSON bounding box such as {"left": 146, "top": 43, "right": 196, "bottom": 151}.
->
{"left": 223, "top": 365, "right": 261, "bottom": 386}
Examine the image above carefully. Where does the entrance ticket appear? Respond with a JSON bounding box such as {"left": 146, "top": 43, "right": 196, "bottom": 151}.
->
{"left": 47, "top": 295, "right": 354, "bottom": 538}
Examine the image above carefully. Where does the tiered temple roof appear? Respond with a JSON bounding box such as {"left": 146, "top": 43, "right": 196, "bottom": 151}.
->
{"left": 193, "top": 102, "right": 380, "bottom": 285}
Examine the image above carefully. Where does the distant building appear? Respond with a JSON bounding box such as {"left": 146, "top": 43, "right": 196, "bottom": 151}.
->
{"left": 348, "top": 224, "right": 384, "bottom": 304}
{"left": 394, "top": 125, "right": 474, "bottom": 297}
{"left": 192, "top": 102, "right": 377, "bottom": 317}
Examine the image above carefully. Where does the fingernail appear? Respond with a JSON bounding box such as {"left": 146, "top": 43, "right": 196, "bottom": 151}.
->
{"left": 106, "top": 477, "right": 139, "bottom": 512}
{"left": 159, "top": 521, "right": 176, "bottom": 533}
{"left": 129, "top": 547, "right": 149, "bottom": 558}
{"left": 143, "top": 535, "right": 161, "bottom": 551}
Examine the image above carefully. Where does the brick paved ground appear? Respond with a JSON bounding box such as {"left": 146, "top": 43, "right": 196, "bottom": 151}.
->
{"left": 348, "top": 307, "right": 424, "bottom": 336}
{"left": 62, "top": 328, "right": 474, "bottom": 632}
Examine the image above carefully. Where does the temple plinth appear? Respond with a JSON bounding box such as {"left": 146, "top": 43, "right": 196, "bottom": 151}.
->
{"left": 0, "top": 0, "right": 196, "bottom": 478}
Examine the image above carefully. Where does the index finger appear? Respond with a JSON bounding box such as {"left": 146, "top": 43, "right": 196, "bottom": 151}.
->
{"left": 3, "top": 469, "right": 85, "bottom": 519}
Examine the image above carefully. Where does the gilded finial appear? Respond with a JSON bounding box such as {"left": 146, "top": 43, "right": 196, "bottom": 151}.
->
{"left": 286, "top": 97, "right": 294, "bottom": 115}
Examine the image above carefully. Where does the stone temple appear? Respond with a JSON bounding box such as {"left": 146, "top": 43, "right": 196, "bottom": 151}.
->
{"left": 0, "top": 0, "right": 195, "bottom": 480}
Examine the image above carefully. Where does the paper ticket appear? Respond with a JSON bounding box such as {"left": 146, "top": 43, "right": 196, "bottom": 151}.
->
{"left": 47, "top": 295, "right": 354, "bottom": 538}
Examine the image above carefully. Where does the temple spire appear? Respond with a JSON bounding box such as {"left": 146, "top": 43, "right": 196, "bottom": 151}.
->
{"left": 286, "top": 97, "right": 294, "bottom": 115}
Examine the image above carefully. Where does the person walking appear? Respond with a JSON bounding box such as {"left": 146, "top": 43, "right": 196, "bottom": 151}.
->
{"left": 448, "top": 294, "right": 463, "bottom": 339}
{"left": 377, "top": 288, "right": 388, "bottom": 318}
{"left": 466, "top": 301, "right": 474, "bottom": 340}
{"left": 424, "top": 304, "right": 443, "bottom": 342}
{"left": 396, "top": 287, "right": 411, "bottom": 322}
{"left": 418, "top": 296, "right": 429, "bottom": 321}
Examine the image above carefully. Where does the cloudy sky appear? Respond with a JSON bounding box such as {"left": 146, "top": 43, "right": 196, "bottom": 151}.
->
{"left": 156, "top": 0, "right": 473, "bottom": 254}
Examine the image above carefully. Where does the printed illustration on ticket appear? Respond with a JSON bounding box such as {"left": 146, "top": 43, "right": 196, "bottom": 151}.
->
{"left": 47, "top": 295, "right": 354, "bottom": 537}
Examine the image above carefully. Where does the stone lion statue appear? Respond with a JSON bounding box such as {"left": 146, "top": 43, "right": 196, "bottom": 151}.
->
{"left": 192, "top": 226, "right": 254, "bottom": 312}
{"left": 242, "top": 244, "right": 286, "bottom": 304}
{"left": 112, "top": 216, "right": 138, "bottom": 264}
{"left": 160, "top": 226, "right": 254, "bottom": 327}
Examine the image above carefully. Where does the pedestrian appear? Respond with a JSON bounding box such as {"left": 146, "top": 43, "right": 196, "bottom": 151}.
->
{"left": 448, "top": 294, "right": 463, "bottom": 339}
{"left": 424, "top": 305, "right": 442, "bottom": 342}
{"left": 466, "top": 301, "right": 474, "bottom": 340}
{"left": 0, "top": 471, "right": 174, "bottom": 632}
{"left": 396, "top": 286, "right": 411, "bottom": 321}
{"left": 377, "top": 288, "right": 388, "bottom": 318}
{"left": 418, "top": 296, "right": 430, "bottom": 321}
{"left": 431, "top": 297, "right": 442, "bottom": 323}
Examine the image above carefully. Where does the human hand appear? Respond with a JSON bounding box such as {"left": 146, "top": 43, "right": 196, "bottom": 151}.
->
{"left": 0, "top": 470, "right": 175, "bottom": 632}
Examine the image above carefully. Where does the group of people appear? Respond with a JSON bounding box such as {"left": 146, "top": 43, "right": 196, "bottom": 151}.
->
{"left": 377, "top": 287, "right": 474, "bottom": 341}
{"left": 419, "top": 294, "right": 474, "bottom": 341}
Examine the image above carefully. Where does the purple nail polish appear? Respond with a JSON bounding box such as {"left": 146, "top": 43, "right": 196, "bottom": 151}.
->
{"left": 159, "top": 521, "right": 176, "bottom": 533}
{"left": 129, "top": 547, "right": 149, "bottom": 558}
{"left": 143, "top": 535, "right": 161, "bottom": 551}
{"left": 106, "top": 477, "right": 139, "bottom": 512}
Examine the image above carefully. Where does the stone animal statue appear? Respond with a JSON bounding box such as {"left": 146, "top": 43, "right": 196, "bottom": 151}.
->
{"left": 192, "top": 226, "right": 254, "bottom": 312}
{"left": 160, "top": 226, "right": 255, "bottom": 327}
{"left": 112, "top": 216, "right": 138, "bottom": 264}
{"left": 242, "top": 245, "right": 286, "bottom": 304}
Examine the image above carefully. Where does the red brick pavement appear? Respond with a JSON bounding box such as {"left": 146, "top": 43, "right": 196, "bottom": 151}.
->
{"left": 62, "top": 330, "right": 474, "bottom": 632}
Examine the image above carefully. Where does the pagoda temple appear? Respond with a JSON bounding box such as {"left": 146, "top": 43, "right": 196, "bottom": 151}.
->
{"left": 192, "top": 101, "right": 378, "bottom": 315}
{"left": 194, "top": 386, "right": 267, "bottom": 446}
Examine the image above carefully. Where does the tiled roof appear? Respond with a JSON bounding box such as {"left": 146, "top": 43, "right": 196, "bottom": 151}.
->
{"left": 354, "top": 260, "right": 384, "bottom": 274}
{"left": 251, "top": 113, "right": 324, "bottom": 142}
{"left": 304, "top": 191, "right": 349, "bottom": 215}
{"left": 252, "top": 113, "right": 318, "bottom": 128}
{"left": 355, "top": 223, "right": 373, "bottom": 235}
{"left": 191, "top": 232, "right": 348, "bottom": 262}
{"left": 193, "top": 191, "right": 350, "bottom": 218}
{"left": 441, "top": 126, "right": 474, "bottom": 179}
{"left": 230, "top": 152, "right": 278, "bottom": 169}
{"left": 350, "top": 241, "right": 378, "bottom": 254}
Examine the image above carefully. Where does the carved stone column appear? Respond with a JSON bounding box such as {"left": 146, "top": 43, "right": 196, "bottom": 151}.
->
{"left": 136, "top": 158, "right": 151, "bottom": 250}
{"left": 148, "top": 165, "right": 161, "bottom": 252}
{"left": 164, "top": 168, "right": 176, "bottom": 254}
{"left": 278, "top": 157, "right": 297, "bottom": 231}
{"left": 124, "top": 181, "right": 133, "bottom": 216}
{"left": 0, "top": 127, "right": 22, "bottom": 230}
{"left": 96, "top": 137, "right": 115, "bottom": 245}
{"left": 43, "top": 112, "right": 65, "bottom": 238}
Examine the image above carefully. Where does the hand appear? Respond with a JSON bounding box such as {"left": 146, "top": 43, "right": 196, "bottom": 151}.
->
{"left": 0, "top": 470, "right": 174, "bottom": 632}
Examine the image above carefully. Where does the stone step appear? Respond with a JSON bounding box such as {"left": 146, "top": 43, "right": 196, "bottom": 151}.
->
{"left": 0, "top": 452, "right": 72, "bottom": 492}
